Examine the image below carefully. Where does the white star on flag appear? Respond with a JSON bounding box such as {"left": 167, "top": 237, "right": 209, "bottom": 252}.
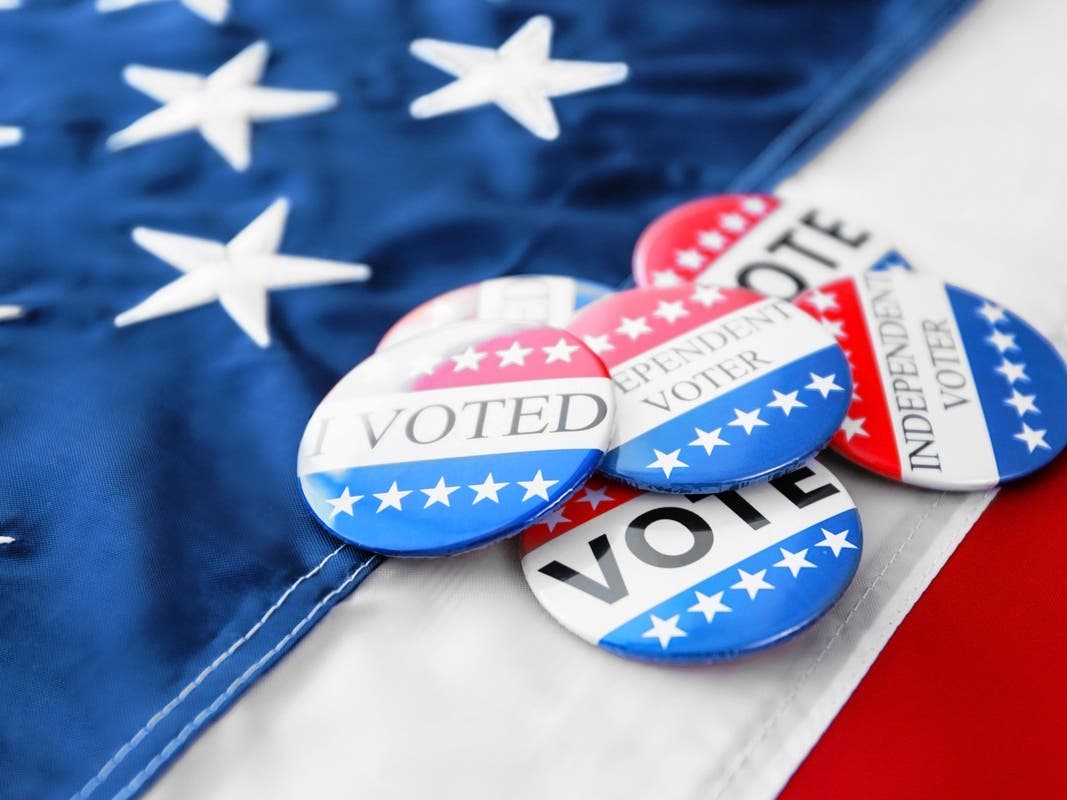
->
{"left": 0, "top": 535, "right": 14, "bottom": 545}
{"left": 986, "top": 330, "right": 1018, "bottom": 353}
{"left": 994, "top": 358, "right": 1028, "bottom": 384}
{"left": 496, "top": 340, "right": 533, "bottom": 367}
{"left": 815, "top": 527, "right": 857, "bottom": 557}
{"left": 731, "top": 568, "right": 774, "bottom": 600}
{"left": 0, "top": 126, "right": 22, "bottom": 148}
{"left": 469, "top": 473, "right": 509, "bottom": 504}
{"left": 421, "top": 477, "right": 460, "bottom": 508}
{"left": 325, "top": 487, "right": 361, "bottom": 518}
{"left": 697, "top": 230, "right": 727, "bottom": 251}
{"left": 652, "top": 299, "right": 689, "bottom": 324}
{"left": 647, "top": 448, "right": 688, "bottom": 478}
{"left": 690, "top": 285, "right": 725, "bottom": 307}
{"left": 773, "top": 547, "right": 816, "bottom": 578}
{"left": 806, "top": 372, "right": 844, "bottom": 398}
{"left": 373, "top": 481, "right": 411, "bottom": 513}
{"left": 728, "top": 407, "right": 768, "bottom": 436}
{"left": 114, "top": 198, "right": 370, "bottom": 347}
{"left": 451, "top": 345, "right": 488, "bottom": 372}
{"left": 96, "top": 0, "right": 230, "bottom": 25}
{"left": 651, "top": 270, "right": 683, "bottom": 287}
{"left": 689, "top": 426, "right": 729, "bottom": 455}
{"left": 687, "top": 590, "right": 731, "bottom": 623}
{"left": 616, "top": 315, "right": 652, "bottom": 340}
{"left": 839, "top": 416, "right": 869, "bottom": 441}
{"left": 108, "top": 41, "right": 338, "bottom": 171}
{"left": 1014, "top": 422, "right": 1050, "bottom": 453}
{"left": 409, "top": 15, "right": 628, "bottom": 141}
{"left": 806, "top": 289, "right": 838, "bottom": 313}
{"left": 517, "top": 470, "right": 558, "bottom": 501}
{"left": 0, "top": 305, "right": 24, "bottom": 321}
{"left": 582, "top": 333, "right": 614, "bottom": 354}
{"left": 767, "top": 389, "right": 807, "bottom": 416}
{"left": 675, "top": 249, "right": 704, "bottom": 270}
{"left": 978, "top": 302, "right": 1007, "bottom": 325}
{"left": 1004, "top": 389, "right": 1039, "bottom": 416}
{"left": 642, "top": 614, "right": 687, "bottom": 649}
{"left": 542, "top": 337, "right": 580, "bottom": 363}
{"left": 720, "top": 213, "right": 747, "bottom": 232}
{"left": 576, "top": 485, "right": 612, "bottom": 510}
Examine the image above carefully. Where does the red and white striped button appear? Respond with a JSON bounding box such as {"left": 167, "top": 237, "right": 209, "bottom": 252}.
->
{"left": 632, "top": 193, "right": 901, "bottom": 298}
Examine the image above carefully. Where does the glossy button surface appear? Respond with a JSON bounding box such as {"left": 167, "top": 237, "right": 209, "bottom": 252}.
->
{"left": 566, "top": 285, "right": 851, "bottom": 492}
{"left": 795, "top": 269, "right": 1067, "bottom": 489}
{"left": 520, "top": 459, "right": 862, "bottom": 663}
{"left": 299, "top": 323, "right": 616, "bottom": 555}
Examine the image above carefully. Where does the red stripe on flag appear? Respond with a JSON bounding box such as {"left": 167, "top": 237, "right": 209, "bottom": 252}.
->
{"left": 782, "top": 452, "right": 1067, "bottom": 799}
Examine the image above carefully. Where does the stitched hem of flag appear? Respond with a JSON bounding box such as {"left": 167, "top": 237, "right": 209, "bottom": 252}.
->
{"left": 69, "top": 545, "right": 380, "bottom": 800}
{"left": 729, "top": 0, "right": 981, "bottom": 193}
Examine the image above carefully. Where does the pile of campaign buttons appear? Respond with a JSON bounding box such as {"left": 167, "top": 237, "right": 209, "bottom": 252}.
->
{"left": 299, "top": 192, "right": 1067, "bottom": 663}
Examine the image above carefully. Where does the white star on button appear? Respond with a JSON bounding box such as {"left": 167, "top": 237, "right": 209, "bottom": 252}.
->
{"left": 773, "top": 547, "right": 816, "bottom": 578}
{"left": 806, "top": 372, "right": 845, "bottom": 398}
{"left": 496, "top": 340, "right": 533, "bottom": 367}
{"left": 839, "top": 416, "right": 869, "bottom": 441}
{"left": 409, "top": 15, "right": 628, "bottom": 142}
{"left": 720, "top": 213, "right": 746, "bottom": 233}
{"left": 582, "top": 333, "right": 614, "bottom": 354}
{"left": 819, "top": 317, "right": 845, "bottom": 339}
{"left": 421, "top": 477, "right": 460, "bottom": 508}
{"left": 408, "top": 353, "right": 443, "bottom": 377}
{"left": 690, "top": 285, "right": 725, "bottom": 307}
{"left": 451, "top": 345, "right": 488, "bottom": 372}
{"left": 986, "top": 329, "right": 1018, "bottom": 353}
{"left": 576, "top": 485, "right": 612, "bottom": 510}
{"left": 741, "top": 196, "right": 768, "bottom": 215}
{"left": 697, "top": 230, "right": 727, "bottom": 251}
{"left": 728, "top": 407, "right": 768, "bottom": 436}
{"left": 538, "top": 506, "right": 571, "bottom": 533}
{"left": 689, "top": 427, "right": 729, "bottom": 455}
{"left": 517, "top": 470, "right": 558, "bottom": 502}
{"left": 978, "top": 302, "right": 1007, "bottom": 325}
{"left": 0, "top": 126, "right": 22, "bottom": 148}
{"left": 326, "top": 487, "right": 361, "bottom": 518}
{"left": 642, "top": 614, "right": 687, "bottom": 649}
{"left": 647, "top": 448, "right": 688, "bottom": 478}
{"left": 1014, "top": 422, "right": 1050, "bottom": 453}
{"left": 542, "top": 337, "right": 580, "bottom": 364}
{"left": 469, "top": 473, "right": 509, "bottom": 504}
{"left": 114, "top": 198, "right": 370, "bottom": 347}
{"left": 806, "top": 290, "right": 838, "bottom": 313}
{"left": 1004, "top": 389, "right": 1039, "bottom": 416}
{"left": 616, "top": 316, "right": 652, "bottom": 340}
{"left": 675, "top": 249, "right": 703, "bottom": 270}
{"left": 815, "top": 527, "right": 857, "bottom": 557}
{"left": 767, "top": 389, "right": 807, "bottom": 416}
{"left": 651, "top": 270, "right": 683, "bottom": 287}
{"left": 653, "top": 300, "right": 689, "bottom": 324}
{"left": 687, "top": 590, "right": 731, "bottom": 623}
{"left": 0, "top": 305, "right": 24, "bottom": 321}
{"left": 994, "top": 359, "right": 1028, "bottom": 384}
{"left": 731, "top": 568, "right": 774, "bottom": 600}
{"left": 108, "top": 41, "right": 338, "bottom": 171}
{"left": 373, "top": 481, "right": 411, "bottom": 513}
{"left": 96, "top": 0, "right": 230, "bottom": 25}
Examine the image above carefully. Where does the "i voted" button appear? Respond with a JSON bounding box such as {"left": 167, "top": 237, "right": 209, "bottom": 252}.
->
{"left": 566, "top": 285, "right": 852, "bottom": 492}
{"left": 795, "top": 270, "right": 1067, "bottom": 489}
{"left": 632, "top": 193, "right": 908, "bottom": 298}
{"left": 299, "top": 323, "right": 616, "bottom": 555}
{"left": 520, "top": 459, "right": 862, "bottom": 663}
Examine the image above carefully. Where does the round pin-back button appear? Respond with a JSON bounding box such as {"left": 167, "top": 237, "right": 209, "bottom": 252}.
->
{"left": 520, "top": 458, "right": 862, "bottom": 663}
{"left": 795, "top": 270, "right": 1067, "bottom": 489}
{"left": 566, "top": 285, "right": 852, "bottom": 492}
{"left": 632, "top": 193, "right": 910, "bottom": 298}
{"left": 377, "top": 274, "right": 613, "bottom": 351}
{"left": 298, "top": 323, "right": 616, "bottom": 555}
